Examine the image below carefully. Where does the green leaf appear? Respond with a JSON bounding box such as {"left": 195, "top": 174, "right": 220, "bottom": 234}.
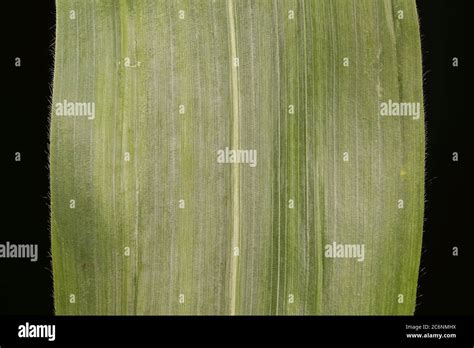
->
{"left": 51, "top": 0, "right": 425, "bottom": 315}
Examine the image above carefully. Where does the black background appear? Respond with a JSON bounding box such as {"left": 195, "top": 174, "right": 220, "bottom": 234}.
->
{"left": 0, "top": 0, "right": 471, "bottom": 317}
